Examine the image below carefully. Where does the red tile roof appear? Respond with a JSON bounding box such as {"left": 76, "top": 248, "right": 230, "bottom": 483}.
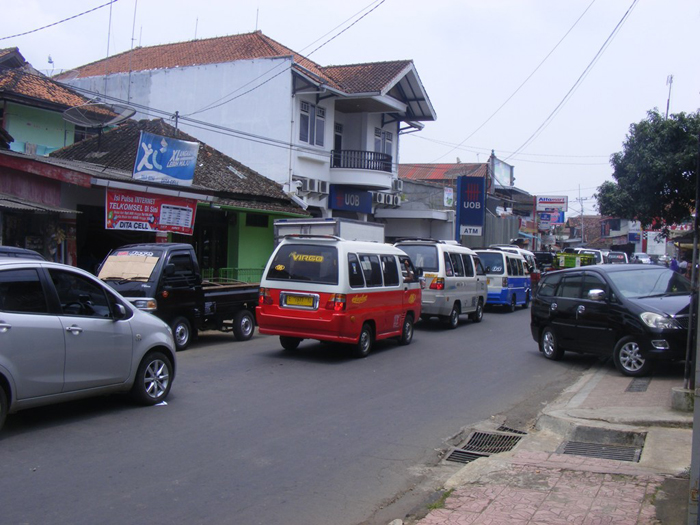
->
{"left": 0, "top": 68, "right": 91, "bottom": 108}
{"left": 399, "top": 163, "right": 488, "bottom": 183}
{"left": 323, "top": 61, "right": 412, "bottom": 94}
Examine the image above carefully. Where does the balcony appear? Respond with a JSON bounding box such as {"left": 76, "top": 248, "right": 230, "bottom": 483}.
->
{"left": 329, "top": 150, "right": 393, "bottom": 190}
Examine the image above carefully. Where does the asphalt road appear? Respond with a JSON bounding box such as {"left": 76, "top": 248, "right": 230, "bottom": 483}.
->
{"left": 0, "top": 307, "right": 597, "bottom": 525}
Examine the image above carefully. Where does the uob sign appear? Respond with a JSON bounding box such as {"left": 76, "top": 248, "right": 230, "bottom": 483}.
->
{"left": 456, "top": 176, "right": 485, "bottom": 239}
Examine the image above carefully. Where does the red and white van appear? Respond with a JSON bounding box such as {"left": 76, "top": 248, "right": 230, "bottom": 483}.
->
{"left": 257, "top": 235, "right": 422, "bottom": 357}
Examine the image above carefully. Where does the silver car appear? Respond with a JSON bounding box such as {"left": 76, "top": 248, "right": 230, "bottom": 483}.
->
{"left": 0, "top": 258, "right": 176, "bottom": 430}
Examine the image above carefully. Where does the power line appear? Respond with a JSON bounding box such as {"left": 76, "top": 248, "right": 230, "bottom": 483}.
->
{"left": 504, "top": 0, "right": 639, "bottom": 162}
{"left": 429, "top": 0, "right": 597, "bottom": 163}
{"left": 0, "top": 1, "right": 120, "bottom": 41}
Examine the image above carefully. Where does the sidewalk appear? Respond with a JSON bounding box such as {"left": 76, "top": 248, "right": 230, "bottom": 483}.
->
{"left": 403, "top": 361, "right": 694, "bottom": 525}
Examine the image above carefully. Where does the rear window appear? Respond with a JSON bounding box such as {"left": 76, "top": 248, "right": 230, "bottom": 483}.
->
{"left": 266, "top": 244, "right": 338, "bottom": 284}
{"left": 478, "top": 252, "right": 505, "bottom": 275}
{"left": 397, "top": 244, "right": 439, "bottom": 272}
{"left": 607, "top": 253, "right": 627, "bottom": 263}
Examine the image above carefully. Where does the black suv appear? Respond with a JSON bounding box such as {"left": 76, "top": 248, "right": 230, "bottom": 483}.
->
{"left": 530, "top": 264, "right": 690, "bottom": 376}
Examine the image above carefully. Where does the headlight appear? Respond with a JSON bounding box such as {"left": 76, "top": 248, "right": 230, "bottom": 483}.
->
{"left": 640, "top": 312, "right": 681, "bottom": 329}
{"left": 131, "top": 298, "right": 158, "bottom": 311}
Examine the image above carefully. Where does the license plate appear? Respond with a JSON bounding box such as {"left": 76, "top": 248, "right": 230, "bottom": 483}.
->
{"left": 285, "top": 295, "right": 313, "bottom": 307}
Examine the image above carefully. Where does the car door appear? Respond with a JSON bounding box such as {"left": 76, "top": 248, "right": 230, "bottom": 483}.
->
{"left": 0, "top": 267, "right": 66, "bottom": 399}
{"left": 549, "top": 272, "right": 585, "bottom": 350}
{"left": 48, "top": 268, "right": 133, "bottom": 392}
{"left": 380, "top": 254, "right": 402, "bottom": 334}
{"left": 573, "top": 272, "right": 616, "bottom": 353}
{"left": 159, "top": 249, "right": 202, "bottom": 322}
{"left": 399, "top": 254, "right": 421, "bottom": 318}
{"left": 448, "top": 252, "right": 468, "bottom": 312}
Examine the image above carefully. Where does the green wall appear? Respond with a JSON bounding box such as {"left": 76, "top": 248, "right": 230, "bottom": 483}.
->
{"left": 5, "top": 102, "right": 75, "bottom": 155}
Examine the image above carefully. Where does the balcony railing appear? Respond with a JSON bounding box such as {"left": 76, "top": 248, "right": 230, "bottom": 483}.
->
{"left": 331, "top": 150, "right": 392, "bottom": 173}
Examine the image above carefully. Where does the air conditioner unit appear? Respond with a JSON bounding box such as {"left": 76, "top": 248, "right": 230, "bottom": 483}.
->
{"left": 391, "top": 194, "right": 401, "bottom": 206}
{"left": 392, "top": 179, "right": 403, "bottom": 192}
{"left": 373, "top": 192, "right": 387, "bottom": 204}
{"left": 318, "top": 181, "right": 329, "bottom": 194}
{"left": 299, "top": 178, "right": 318, "bottom": 193}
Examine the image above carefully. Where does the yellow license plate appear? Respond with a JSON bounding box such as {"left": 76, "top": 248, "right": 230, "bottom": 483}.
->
{"left": 286, "top": 295, "right": 313, "bottom": 307}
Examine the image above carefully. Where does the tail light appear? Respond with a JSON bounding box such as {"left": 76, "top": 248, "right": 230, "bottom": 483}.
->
{"left": 325, "top": 293, "right": 346, "bottom": 311}
{"left": 429, "top": 277, "right": 445, "bottom": 290}
{"left": 259, "top": 287, "right": 273, "bottom": 305}
{"left": 501, "top": 277, "right": 508, "bottom": 287}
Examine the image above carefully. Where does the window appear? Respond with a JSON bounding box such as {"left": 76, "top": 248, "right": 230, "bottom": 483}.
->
{"left": 444, "top": 252, "right": 454, "bottom": 277}
{"left": 399, "top": 255, "right": 416, "bottom": 283}
{"left": 0, "top": 269, "right": 48, "bottom": 313}
{"left": 398, "top": 245, "right": 438, "bottom": 272}
{"left": 474, "top": 257, "right": 486, "bottom": 276}
{"left": 462, "top": 255, "right": 475, "bottom": 277}
{"left": 49, "top": 269, "right": 111, "bottom": 317}
{"left": 381, "top": 255, "right": 399, "bottom": 286}
{"left": 245, "top": 214, "right": 268, "bottom": 228}
{"left": 538, "top": 273, "right": 562, "bottom": 297}
{"left": 299, "top": 101, "right": 325, "bottom": 147}
{"left": 348, "top": 254, "right": 365, "bottom": 288}
{"left": 558, "top": 275, "right": 583, "bottom": 299}
{"left": 267, "top": 244, "right": 338, "bottom": 285}
{"left": 359, "top": 254, "right": 383, "bottom": 287}
{"left": 582, "top": 274, "right": 606, "bottom": 298}
{"left": 165, "top": 252, "right": 198, "bottom": 287}
{"left": 374, "top": 128, "right": 393, "bottom": 155}
{"left": 450, "top": 253, "right": 464, "bottom": 277}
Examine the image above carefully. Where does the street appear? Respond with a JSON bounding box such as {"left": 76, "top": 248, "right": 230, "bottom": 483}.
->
{"left": 0, "top": 308, "right": 596, "bottom": 525}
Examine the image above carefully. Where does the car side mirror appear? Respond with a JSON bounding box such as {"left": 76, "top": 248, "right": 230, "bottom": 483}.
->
{"left": 164, "top": 263, "right": 175, "bottom": 276}
{"left": 415, "top": 267, "right": 423, "bottom": 277}
{"left": 587, "top": 289, "right": 606, "bottom": 301}
{"left": 113, "top": 303, "right": 127, "bottom": 320}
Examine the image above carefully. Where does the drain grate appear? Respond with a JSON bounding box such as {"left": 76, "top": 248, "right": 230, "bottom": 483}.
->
{"left": 462, "top": 431, "right": 523, "bottom": 454}
{"left": 626, "top": 377, "right": 652, "bottom": 392}
{"left": 497, "top": 425, "right": 528, "bottom": 435}
{"left": 560, "top": 441, "right": 642, "bottom": 462}
{"left": 445, "top": 450, "right": 489, "bottom": 464}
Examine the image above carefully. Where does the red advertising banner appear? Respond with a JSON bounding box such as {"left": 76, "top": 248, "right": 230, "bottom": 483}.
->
{"left": 105, "top": 188, "right": 197, "bottom": 236}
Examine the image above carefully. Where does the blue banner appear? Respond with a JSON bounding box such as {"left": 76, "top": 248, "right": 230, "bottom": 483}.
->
{"left": 133, "top": 131, "right": 199, "bottom": 186}
{"left": 456, "top": 176, "right": 485, "bottom": 239}
{"left": 329, "top": 185, "right": 372, "bottom": 214}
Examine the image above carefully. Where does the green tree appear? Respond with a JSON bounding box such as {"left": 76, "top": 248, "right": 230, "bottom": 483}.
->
{"left": 596, "top": 109, "right": 699, "bottom": 230}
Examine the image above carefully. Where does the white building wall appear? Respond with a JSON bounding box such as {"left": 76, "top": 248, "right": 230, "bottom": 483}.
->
{"left": 66, "top": 58, "right": 295, "bottom": 185}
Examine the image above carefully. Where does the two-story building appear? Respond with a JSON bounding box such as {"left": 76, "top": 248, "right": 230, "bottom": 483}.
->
{"left": 58, "top": 31, "right": 437, "bottom": 228}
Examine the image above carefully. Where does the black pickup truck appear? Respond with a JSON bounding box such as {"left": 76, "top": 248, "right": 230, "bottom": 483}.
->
{"left": 98, "top": 243, "right": 259, "bottom": 350}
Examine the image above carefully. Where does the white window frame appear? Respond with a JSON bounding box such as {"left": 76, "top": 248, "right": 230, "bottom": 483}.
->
{"left": 300, "top": 101, "right": 325, "bottom": 147}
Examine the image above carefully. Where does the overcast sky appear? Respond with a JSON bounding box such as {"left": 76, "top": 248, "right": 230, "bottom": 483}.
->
{"left": 2, "top": 0, "right": 699, "bottom": 216}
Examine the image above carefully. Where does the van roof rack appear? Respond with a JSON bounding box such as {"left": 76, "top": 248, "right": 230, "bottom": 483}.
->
{"left": 282, "top": 234, "right": 343, "bottom": 241}
{"left": 394, "top": 237, "right": 442, "bottom": 243}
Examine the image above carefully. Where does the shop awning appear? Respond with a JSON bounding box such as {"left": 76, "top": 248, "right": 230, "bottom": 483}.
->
{"left": 0, "top": 193, "right": 78, "bottom": 214}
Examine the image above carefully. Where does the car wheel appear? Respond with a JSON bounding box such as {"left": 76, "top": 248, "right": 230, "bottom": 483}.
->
{"left": 171, "top": 316, "right": 192, "bottom": 351}
{"left": 131, "top": 352, "right": 173, "bottom": 405}
{"left": 507, "top": 295, "right": 516, "bottom": 313}
{"left": 613, "top": 337, "right": 651, "bottom": 377}
{"left": 398, "top": 314, "right": 414, "bottom": 346}
{"left": 233, "top": 310, "right": 255, "bottom": 341}
{"left": 540, "top": 327, "right": 563, "bottom": 361}
{"left": 445, "top": 304, "right": 460, "bottom": 329}
{"left": 0, "top": 387, "right": 7, "bottom": 431}
{"left": 280, "top": 336, "right": 301, "bottom": 351}
{"left": 353, "top": 324, "right": 373, "bottom": 358}
{"left": 522, "top": 292, "right": 530, "bottom": 309}
{"left": 470, "top": 300, "right": 484, "bottom": 323}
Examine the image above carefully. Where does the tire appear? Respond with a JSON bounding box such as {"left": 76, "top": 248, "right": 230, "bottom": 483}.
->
{"left": 280, "top": 336, "right": 301, "bottom": 351}
{"left": 613, "top": 337, "right": 651, "bottom": 377}
{"left": 171, "top": 316, "right": 192, "bottom": 351}
{"left": 398, "top": 315, "right": 414, "bottom": 346}
{"left": 507, "top": 295, "right": 516, "bottom": 313}
{"left": 445, "top": 303, "right": 460, "bottom": 329}
{"left": 540, "top": 327, "right": 563, "bottom": 361}
{"left": 522, "top": 292, "right": 530, "bottom": 309}
{"left": 353, "top": 324, "right": 373, "bottom": 358}
{"left": 232, "top": 310, "right": 255, "bottom": 341}
{"left": 0, "top": 386, "right": 7, "bottom": 432}
{"left": 131, "top": 352, "right": 173, "bottom": 405}
{"left": 469, "top": 300, "right": 484, "bottom": 323}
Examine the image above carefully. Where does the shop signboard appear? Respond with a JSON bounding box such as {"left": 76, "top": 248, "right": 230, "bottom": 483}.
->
{"left": 105, "top": 188, "right": 197, "bottom": 235}
{"left": 133, "top": 132, "right": 199, "bottom": 186}
{"left": 456, "top": 175, "right": 485, "bottom": 239}
{"left": 535, "top": 196, "right": 568, "bottom": 212}
{"left": 329, "top": 185, "right": 372, "bottom": 214}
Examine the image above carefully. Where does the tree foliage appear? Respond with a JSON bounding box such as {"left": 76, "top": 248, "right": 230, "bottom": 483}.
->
{"left": 596, "top": 109, "right": 699, "bottom": 230}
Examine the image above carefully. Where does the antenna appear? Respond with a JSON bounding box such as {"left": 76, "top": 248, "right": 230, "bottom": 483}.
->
{"left": 665, "top": 74, "right": 674, "bottom": 119}
{"left": 62, "top": 101, "right": 136, "bottom": 128}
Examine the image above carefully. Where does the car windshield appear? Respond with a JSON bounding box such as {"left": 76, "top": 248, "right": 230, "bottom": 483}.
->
{"left": 477, "top": 252, "right": 505, "bottom": 274}
{"left": 397, "top": 244, "right": 439, "bottom": 272}
{"left": 607, "top": 268, "right": 691, "bottom": 298}
{"left": 266, "top": 244, "right": 338, "bottom": 284}
{"left": 98, "top": 249, "right": 163, "bottom": 281}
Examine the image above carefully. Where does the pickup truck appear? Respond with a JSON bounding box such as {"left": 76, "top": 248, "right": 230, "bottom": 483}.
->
{"left": 98, "top": 243, "right": 259, "bottom": 350}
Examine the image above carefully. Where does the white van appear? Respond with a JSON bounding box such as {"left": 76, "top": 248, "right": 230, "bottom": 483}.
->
{"left": 257, "top": 235, "right": 422, "bottom": 358}
{"left": 475, "top": 249, "right": 532, "bottom": 311}
{"left": 394, "top": 239, "right": 487, "bottom": 328}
